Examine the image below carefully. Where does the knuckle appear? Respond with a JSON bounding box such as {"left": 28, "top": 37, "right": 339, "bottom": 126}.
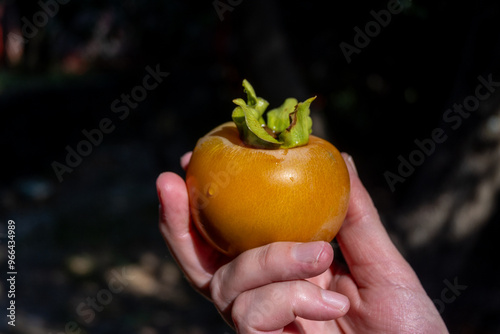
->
{"left": 232, "top": 292, "right": 266, "bottom": 331}
{"left": 230, "top": 294, "right": 247, "bottom": 326}
{"left": 255, "top": 243, "right": 279, "bottom": 273}
{"left": 289, "top": 280, "right": 307, "bottom": 303}
{"left": 255, "top": 242, "right": 296, "bottom": 280}
{"left": 209, "top": 265, "right": 230, "bottom": 309}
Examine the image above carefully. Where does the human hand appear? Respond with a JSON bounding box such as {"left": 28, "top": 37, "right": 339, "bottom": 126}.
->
{"left": 157, "top": 152, "right": 448, "bottom": 333}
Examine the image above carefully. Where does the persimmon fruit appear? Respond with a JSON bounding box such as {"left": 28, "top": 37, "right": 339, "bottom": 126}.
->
{"left": 186, "top": 80, "right": 350, "bottom": 256}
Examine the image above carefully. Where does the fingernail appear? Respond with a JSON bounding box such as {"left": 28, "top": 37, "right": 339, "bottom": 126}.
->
{"left": 180, "top": 152, "right": 192, "bottom": 170}
{"left": 344, "top": 154, "right": 358, "bottom": 176}
{"left": 292, "top": 242, "right": 325, "bottom": 264}
{"left": 321, "top": 290, "right": 349, "bottom": 312}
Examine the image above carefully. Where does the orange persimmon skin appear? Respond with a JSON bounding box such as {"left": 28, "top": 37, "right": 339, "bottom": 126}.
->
{"left": 186, "top": 122, "right": 350, "bottom": 257}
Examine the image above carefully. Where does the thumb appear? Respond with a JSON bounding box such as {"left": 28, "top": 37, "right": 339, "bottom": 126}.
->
{"left": 337, "top": 153, "right": 414, "bottom": 288}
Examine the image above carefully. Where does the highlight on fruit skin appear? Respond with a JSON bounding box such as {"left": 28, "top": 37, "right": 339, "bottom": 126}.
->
{"left": 186, "top": 80, "right": 350, "bottom": 257}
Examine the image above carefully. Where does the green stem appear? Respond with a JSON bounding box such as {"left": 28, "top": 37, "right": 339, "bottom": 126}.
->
{"left": 231, "top": 79, "right": 315, "bottom": 149}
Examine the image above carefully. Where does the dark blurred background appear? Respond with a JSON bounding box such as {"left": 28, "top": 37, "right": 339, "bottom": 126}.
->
{"left": 1, "top": 0, "right": 499, "bottom": 333}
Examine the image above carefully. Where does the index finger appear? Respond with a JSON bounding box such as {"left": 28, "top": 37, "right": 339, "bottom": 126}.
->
{"left": 157, "top": 172, "right": 227, "bottom": 296}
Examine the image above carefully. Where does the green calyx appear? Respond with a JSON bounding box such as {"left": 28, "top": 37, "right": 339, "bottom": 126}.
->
{"left": 231, "top": 79, "right": 315, "bottom": 149}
